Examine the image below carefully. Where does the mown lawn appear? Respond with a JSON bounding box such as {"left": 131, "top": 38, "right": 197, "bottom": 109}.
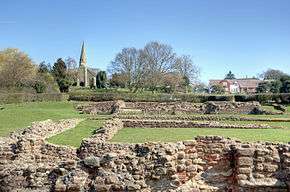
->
{"left": 110, "top": 127, "right": 290, "bottom": 143}
{"left": 1, "top": 101, "right": 289, "bottom": 145}
{"left": 0, "top": 102, "right": 84, "bottom": 136}
{"left": 46, "top": 119, "right": 104, "bottom": 147}
{"left": 111, "top": 106, "right": 290, "bottom": 143}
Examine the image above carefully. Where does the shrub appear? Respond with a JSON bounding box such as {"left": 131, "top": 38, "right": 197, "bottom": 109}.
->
{"left": 33, "top": 81, "right": 47, "bottom": 93}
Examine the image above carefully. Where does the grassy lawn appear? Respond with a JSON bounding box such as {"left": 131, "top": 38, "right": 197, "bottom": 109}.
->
{"left": 1, "top": 101, "right": 289, "bottom": 145}
{"left": 0, "top": 101, "right": 84, "bottom": 136}
{"left": 46, "top": 119, "right": 104, "bottom": 147}
{"left": 111, "top": 106, "right": 290, "bottom": 143}
{"left": 110, "top": 127, "right": 290, "bottom": 143}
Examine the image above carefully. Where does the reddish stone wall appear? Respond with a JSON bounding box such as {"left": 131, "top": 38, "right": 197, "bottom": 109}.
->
{"left": 0, "top": 119, "right": 289, "bottom": 192}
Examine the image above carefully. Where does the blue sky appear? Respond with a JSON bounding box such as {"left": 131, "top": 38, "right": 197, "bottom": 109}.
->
{"left": 0, "top": 0, "right": 290, "bottom": 83}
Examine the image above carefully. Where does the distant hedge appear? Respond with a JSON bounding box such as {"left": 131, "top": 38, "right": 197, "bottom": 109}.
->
{"left": 234, "top": 93, "right": 290, "bottom": 104}
{"left": 0, "top": 93, "right": 69, "bottom": 104}
{"left": 69, "top": 91, "right": 290, "bottom": 104}
{"left": 68, "top": 92, "right": 233, "bottom": 103}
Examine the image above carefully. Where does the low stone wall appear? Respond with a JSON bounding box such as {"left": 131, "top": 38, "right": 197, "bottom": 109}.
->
{"left": 76, "top": 100, "right": 261, "bottom": 115}
{"left": 75, "top": 136, "right": 290, "bottom": 192}
{"left": 118, "top": 114, "right": 290, "bottom": 122}
{"left": 1, "top": 118, "right": 289, "bottom": 191}
{"left": 122, "top": 119, "right": 274, "bottom": 129}
{"left": 90, "top": 118, "right": 123, "bottom": 142}
{"left": 9, "top": 118, "right": 83, "bottom": 140}
{"left": 0, "top": 119, "right": 81, "bottom": 192}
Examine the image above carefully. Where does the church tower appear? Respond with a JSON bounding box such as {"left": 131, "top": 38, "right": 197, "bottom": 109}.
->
{"left": 79, "top": 42, "right": 88, "bottom": 87}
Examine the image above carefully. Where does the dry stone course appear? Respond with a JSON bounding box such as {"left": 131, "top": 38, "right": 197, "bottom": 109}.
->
{"left": 0, "top": 118, "right": 289, "bottom": 191}
{"left": 76, "top": 100, "right": 263, "bottom": 115}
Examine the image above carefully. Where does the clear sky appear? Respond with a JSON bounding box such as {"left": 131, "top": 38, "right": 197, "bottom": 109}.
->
{"left": 0, "top": 0, "right": 290, "bottom": 83}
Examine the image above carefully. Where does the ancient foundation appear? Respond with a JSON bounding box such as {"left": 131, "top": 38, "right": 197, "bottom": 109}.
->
{"left": 0, "top": 118, "right": 289, "bottom": 192}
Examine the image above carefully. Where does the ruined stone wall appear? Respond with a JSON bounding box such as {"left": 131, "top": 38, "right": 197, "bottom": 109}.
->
{"left": 76, "top": 101, "right": 261, "bottom": 115}
{"left": 0, "top": 119, "right": 81, "bottom": 192}
{"left": 76, "top": 136, "right": 290, "bottom": 191}
{"left": 0, "top": 118, "right": 289, "bottom": 192}
{"left": 118, "top": 113, "right": 290, "bottom": 122}
{"left": 122, "top": 119, "right": 273, "bottom": 129}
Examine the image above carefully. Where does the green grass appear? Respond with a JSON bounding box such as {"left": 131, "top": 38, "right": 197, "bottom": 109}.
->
{"left": 0, "top": 101, "right": 84, "bottom": 136}
{"left": 46, "top": 119, "right": 104, "bottom": 147}
{"left": 110, "top": 127, "right": 290, "bottom": 143}
{"left": 1, "top": 101, "right": 289, "bottom": 145}
{"left": 111, "top": 106, "right": 290, "bottom": 143}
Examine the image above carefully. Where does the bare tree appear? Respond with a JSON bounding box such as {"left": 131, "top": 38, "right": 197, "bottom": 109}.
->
{"left": 140, "top": 41, "right": 176, "bottom": 90}
{"left": 65, "top": 57, "right": 77, "bottom": 70}
{"left": 174, "top": 55, "right": 199, "bottom": 82}
{"left": 109, "top": 48, "right": 145, "bottom": 90}
{"left": 108, "top": 41, "right": 200, "bottom": 93}
{"left": 65, "top": 57, "right": 78, "bottom": 82}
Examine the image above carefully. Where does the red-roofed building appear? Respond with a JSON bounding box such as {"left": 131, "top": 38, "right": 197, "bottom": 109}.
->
{"left": 209, "top": 78, "right": 262, "bottom": 94}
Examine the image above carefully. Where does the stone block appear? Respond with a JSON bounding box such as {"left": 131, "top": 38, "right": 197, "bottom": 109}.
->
{"left": 238, "top": 167, "right": 252, "bottom": 174}
{"left": 238, "top": 157, "right": 253, "bottom": 166}
{"left": 238, "top": 148, "right": 254, "bottom": 156}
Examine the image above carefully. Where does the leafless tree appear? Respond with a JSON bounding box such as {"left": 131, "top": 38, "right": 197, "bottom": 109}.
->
{"left": 140, "top": 41, "right": 177, "bottom": 90}
{"left": 109, "top": 48, "right": 145, "bottom": 90}
{"left": 174, "top": 55, "right": 200, "bottom": 82}
{"left": 108, "top": 41, "right": 200, "bottom": 92}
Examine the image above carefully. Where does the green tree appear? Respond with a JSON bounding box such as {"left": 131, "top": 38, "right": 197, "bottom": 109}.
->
{"left": 38, "top": 61, "right": 51, "bottom": 73}
{"left": 256, "top": 82, "right": 271, "bottom": 93}
{"left": 270, "top": 80, "right": 282, "bottom": 93}
{"left": 261, "top": 69, "right": 287, "bottom": 80}
{"left": 224, "top": 71, "right": 236, "bottom": 80}
{"left": 96, "top": 71, "right": 107, "bottom": 88}
{"left": 52, "top": 58, "right": 72, "bottom": 92}
{"left": 52, "top": 58, "right": 66, "bottom": 80}
{"left": 210, "top": 84, "right": 225, "bottom": 94}
{"left": 279, "top": 75, "right": 290, "bottom": 93}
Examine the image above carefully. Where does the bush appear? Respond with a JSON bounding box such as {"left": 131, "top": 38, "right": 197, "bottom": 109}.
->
{"left": 33, "top": 81, "right": 47, "bottom": 93}
{"left": 0, "top": 93, "right": 68, "bottom": 104}
{"left": 234, "top": 95, "right": 256, "bottom": 102}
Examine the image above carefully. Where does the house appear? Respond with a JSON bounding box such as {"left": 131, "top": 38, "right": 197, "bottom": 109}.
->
{"left": 209, "top": 78, "right": 262, "bottom": 94}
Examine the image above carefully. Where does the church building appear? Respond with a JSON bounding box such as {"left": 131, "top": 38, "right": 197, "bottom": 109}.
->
{"left": 77, "top": 42, "right": 99, "bottom": 87}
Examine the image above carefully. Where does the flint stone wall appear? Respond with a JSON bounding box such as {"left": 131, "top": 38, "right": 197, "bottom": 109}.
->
{"left": 0, "top": 119, "right": 81, "bottom": 192}
{"left": 0, "top": 118, "right": 289, "bottom": 192}
{"left": 117, "top": 114, "right": 290, "bottom": 122}
{"left": 122, "top": 119, "right": 273, "bottom": 129}
{"left": 76, "top": 101, "right": 261, "bottom": 115}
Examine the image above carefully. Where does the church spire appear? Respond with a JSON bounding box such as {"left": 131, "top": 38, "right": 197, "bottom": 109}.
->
{"left": 79, "top": 41, "right": 87, "bottom": 66}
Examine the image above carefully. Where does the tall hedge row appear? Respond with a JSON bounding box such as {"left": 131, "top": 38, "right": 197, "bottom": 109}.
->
{"left": 0, "top": 93, "right": 69, "bottom": 104}
{"left": 69, "top": 91, "right": 290, "bottom": 104}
